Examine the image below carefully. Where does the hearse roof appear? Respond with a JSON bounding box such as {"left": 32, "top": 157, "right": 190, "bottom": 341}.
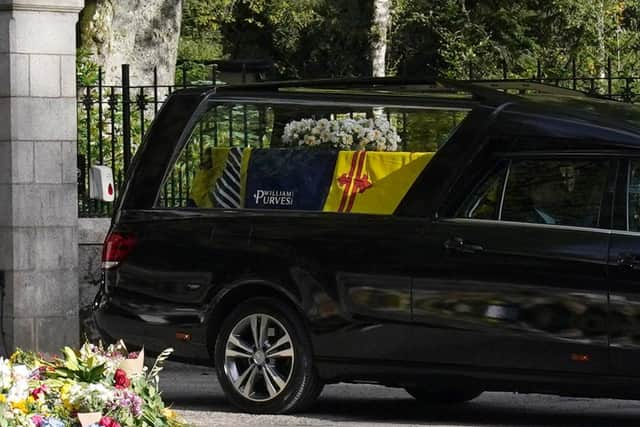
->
{"left": 175, "top": 77, "right": 640, "bottom": 147}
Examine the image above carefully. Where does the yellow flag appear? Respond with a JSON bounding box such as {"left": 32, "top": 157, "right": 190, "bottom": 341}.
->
{"left": 190, "top": 147, "right": 230, "bottom": 208}
{"left": 239, "top": 147, "right": 252, "bottom": 205}
{"left": 190, "top": 147, "right": 252, "bottom": 208}
{"left": 323, "top": 151, "right": 435, "bottom": 214}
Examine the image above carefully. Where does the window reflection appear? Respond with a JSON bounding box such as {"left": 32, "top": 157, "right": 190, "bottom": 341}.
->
{"left": 502, "top": 159, "right": 609, "bottom": 228}
{"left": 629, "top": 161, "right": 640, "bottom": 231}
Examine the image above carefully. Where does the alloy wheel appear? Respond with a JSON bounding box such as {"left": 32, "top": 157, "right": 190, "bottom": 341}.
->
{"left": 223, "top": 313, "right": 295, "bottom": 402}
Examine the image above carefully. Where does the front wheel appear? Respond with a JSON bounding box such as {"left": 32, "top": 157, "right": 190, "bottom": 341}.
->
{"left": 405, "top": 386, "right": 483, "bottom": 404}
{"left": 214, "top": 297, "right": 323, "bottom": 413}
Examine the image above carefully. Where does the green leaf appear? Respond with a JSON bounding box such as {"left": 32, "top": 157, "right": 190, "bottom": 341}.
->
{"left": 62, "top": 346, "right": 80, "bottom": 370}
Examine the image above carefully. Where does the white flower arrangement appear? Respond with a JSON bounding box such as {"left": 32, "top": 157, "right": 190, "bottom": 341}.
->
{"left": 282, "top": 116, "right": 401, "bottom": 151}
{"left": 0, "top": 359, "right": 31, "bottom": 404}
{"left": 68, "top": 382, "right": 116, "bottom": 412}
{"left": 0, "top": 342, "right": 182, "bottom": 427}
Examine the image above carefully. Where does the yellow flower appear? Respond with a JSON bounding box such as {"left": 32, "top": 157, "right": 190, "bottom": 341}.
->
{"left": 0, "top": 394, "right": 6, "bottom": 403}
{"left": 60, "top": 383, "right": 73, "bottom": 410}
{"left": 162, "top": 407, "right": 176, "bottom": 419}
{"left": 11, "top": 399, "right": 28, "bottom": 413}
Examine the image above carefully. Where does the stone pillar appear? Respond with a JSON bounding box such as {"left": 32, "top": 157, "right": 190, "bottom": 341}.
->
{"left": 0, "top": 0, "right": 84, "bottom": 353}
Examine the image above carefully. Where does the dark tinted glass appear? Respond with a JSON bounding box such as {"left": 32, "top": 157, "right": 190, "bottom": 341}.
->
{"left": 628, "top": 160, "right": 640, "bottom": 231}
{"left": 456, "top": 165, "right": 507, "bottom": 220}
{"left": 501, "top": 159, "right": 609, "bottom": 228}
{"left": 157, "top": 101, "right": 468, "bottom": 212}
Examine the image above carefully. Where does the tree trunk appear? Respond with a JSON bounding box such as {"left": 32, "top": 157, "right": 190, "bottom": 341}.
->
{"left": 79, "top": 0, "right": 183, "bottom": 85}
{"left": 370, "top": 0, "right": 391, "bottom": 77}
{"left": 596, "top": 0, "right": 606, "bottom": 79}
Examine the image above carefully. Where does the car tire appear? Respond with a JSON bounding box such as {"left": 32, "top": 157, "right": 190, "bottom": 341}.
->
{"left": 214, "top": 297, "right": 323, "bottom": 414}
{"left": 405, "top": 386, "right": 483, "bottom": 404}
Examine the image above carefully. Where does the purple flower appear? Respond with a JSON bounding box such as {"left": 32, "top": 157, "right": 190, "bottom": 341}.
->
{"left": 113, "top": 389, "right": 144, "bottom": 417}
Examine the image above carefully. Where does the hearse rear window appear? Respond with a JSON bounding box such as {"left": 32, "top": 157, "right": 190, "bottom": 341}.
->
{"left": 157, "top": 102, "right": 467, "bottom": 214}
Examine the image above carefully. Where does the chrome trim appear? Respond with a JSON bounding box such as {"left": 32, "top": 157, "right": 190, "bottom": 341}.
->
{"left": 208, "top": 97, "right": 473, "bottom": 112}
{"left": 497, "top": 161, "right": 511, "bottom": 220}
{"left": 610, "top": 229, "right": 640, "bottom": 237}
{"left": 627, "top": 162, "right": 632, "bottom": 232}
{"left": 441, "top": 217, "right": 613, "bottom": 235}
{"left": 101, "top": 261, "right": 120, "bottom": 270}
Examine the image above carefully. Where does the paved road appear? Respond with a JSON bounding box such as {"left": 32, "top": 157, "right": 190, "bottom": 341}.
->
{"left": 159, "top": 362, "right": 640, "bottom": 427}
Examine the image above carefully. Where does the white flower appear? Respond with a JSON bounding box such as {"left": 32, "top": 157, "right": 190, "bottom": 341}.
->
{"left": 69, "top": 382, "right": 116, "bottom": 411}
{"left": 12, "top": 365, "right": 30, "bottom": 382}
{"left": 319, "top": 130, "right": 331, "bottom": 142}
{"left": 317, "top": 118, "right": 330, "bottom": 130}
{"left": 7, "top": 383, "right": 28, "bottom": 403}
{"left": 341, "top": 134, "right": 353, "bottom": 148}
{"left": 304, "top": 135, "right": 317, "bottom": 146}
{"left": 0, "top": 358, "right": 12, "bottom": 391}
{"left": 282, "top": 116, "right": 399, "bottom": 151}
{"left": 375, "top": 117, "right": 390, "bottom": 132}
{"left": 366, "top": 130, "right": 380, "bottom": 141}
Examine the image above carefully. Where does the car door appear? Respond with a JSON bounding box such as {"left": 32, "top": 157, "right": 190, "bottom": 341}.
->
{"left": 608, "top": 159, "right": 640, "bottom": 376}
{"left": 412, "top": 156, "right": 614, "bottom": 374}
{"left": 250, "top": 212, "right": 420, "bottom": 362}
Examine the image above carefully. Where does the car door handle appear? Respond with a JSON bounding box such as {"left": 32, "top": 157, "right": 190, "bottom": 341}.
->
{"left": 617, "top": 253, "right": 640, "bottom": 270}
{"left": 443, "top": 237, "right": 484, "bottom": 254}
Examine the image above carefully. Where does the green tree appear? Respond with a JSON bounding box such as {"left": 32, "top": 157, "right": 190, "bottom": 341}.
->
{"left": 389, "top": 0, "right": 640, "bottom": 80}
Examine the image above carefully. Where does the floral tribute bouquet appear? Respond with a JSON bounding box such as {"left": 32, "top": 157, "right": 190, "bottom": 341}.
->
{"left": 0, "top": 341, "right": 183, "bottom": 427}
{"left": 282, "top": 116, "right": 401, "bottom": 151}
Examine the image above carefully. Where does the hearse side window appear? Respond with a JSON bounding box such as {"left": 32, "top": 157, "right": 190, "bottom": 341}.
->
{"left": 501, "top": 159, "right": 609, "bottom": 228}
{"left": 456, "top": 164, "right": 507, "bottom": 220}
{"left": 628, "top": 160, "right": 640, "bottom": 231}
{"left": 157, "top": 104, "right": 276, "bottom": 208}
{"left": 157, "top": 102, "right": 468, "bottom": 214}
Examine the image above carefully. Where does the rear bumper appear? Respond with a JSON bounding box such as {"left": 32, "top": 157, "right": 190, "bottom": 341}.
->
{"left": 93, "top": 294, "right": 210, "bottom": 363}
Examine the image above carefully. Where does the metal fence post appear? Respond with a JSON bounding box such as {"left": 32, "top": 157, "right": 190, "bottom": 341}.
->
{"left": 82, "top": 86, "right": 93, "bottom": 216}
{"left": 122, "top": 64, "right": 132, "bottom": 173}
{"left": 98, "top": 67, "right": 104, "bottom": 165}
{"left": 182, "top": 62, "right": 188, "bottom": 87}
{"left": 97, "top": 67, "right": 104, "bottom": 214}
{"left": 607, "top": 57, "right": 613, "bottom": 98}
{"left": 153, "top": 66, "right": 159, "bottom": 115}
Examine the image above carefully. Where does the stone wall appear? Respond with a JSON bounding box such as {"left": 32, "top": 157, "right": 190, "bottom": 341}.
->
{"left": 0, "top": 0, "right": 84, "bottom": 353}
{"left": 78, "top": 217, "right": 110, "bottom": 340}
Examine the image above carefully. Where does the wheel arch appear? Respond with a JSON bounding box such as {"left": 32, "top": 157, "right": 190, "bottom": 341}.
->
{"left": 205, "top": 279, "right": 309, "bottom": 362}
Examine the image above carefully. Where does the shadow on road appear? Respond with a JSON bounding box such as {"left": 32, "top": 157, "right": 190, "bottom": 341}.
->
{"left": 308, "top": 396, "right": 640, "bottom": 426}
{"left": 160, "top": 364, "right": 640, "bottom": 426}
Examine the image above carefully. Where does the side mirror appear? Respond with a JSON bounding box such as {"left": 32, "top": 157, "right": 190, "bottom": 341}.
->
{"left": 89, "top": 165, "right": 115, "bottom": 202}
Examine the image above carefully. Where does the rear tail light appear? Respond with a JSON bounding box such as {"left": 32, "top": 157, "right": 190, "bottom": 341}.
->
{"left": 102, "top": 232, "right": 137, "bottom": 270}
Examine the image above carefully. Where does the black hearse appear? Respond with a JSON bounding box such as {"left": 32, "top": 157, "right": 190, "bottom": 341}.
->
{"left": 93, "top": 78, "right": 640, "bottom": 413}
